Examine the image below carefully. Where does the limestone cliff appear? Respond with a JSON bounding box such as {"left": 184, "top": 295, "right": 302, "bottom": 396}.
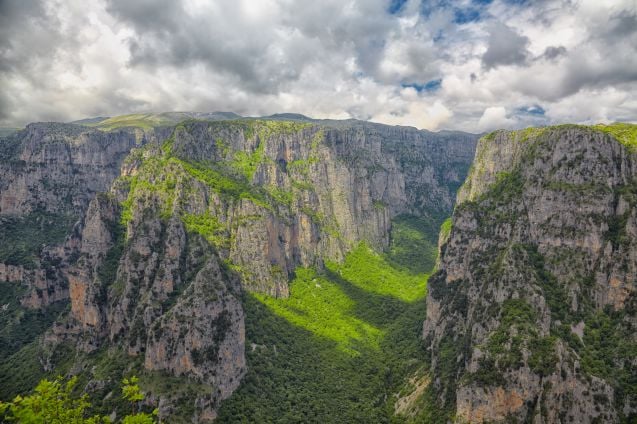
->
{"left": 0, "top": 122, "right": 169, "bottom": 216}
{"left": 424, "top": 124, "right": 637, "bottom": 423}
{"left": 0, "top": 123, "right": 169, "bottom": 307}
{"left": 0, "top": 116, "right": 477, "bottom": 421}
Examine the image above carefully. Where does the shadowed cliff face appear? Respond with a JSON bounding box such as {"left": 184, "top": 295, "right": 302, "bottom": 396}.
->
{"left": 0, "top": 117, "right": 477, "bottom": 421}
{"left": 424, "top": 125, "right": 637, "bottom": 423}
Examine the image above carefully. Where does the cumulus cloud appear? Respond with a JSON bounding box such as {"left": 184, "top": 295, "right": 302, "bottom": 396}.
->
{"left": 481, "top": 21, "right": 530, "bottom": 69}
{"left": 0, "top": 0, "right": 636, "bottom": 131}
{"left": 478, "top": 106, "right": 514, "bottom": 131}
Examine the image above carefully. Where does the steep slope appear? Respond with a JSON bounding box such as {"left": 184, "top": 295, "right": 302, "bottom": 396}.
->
{"left": 0, "top": 116, "right": 477, "bottom": 421}
{"left": 0, "top": 123, "right": 158, "bottom": 367}
{"left": 424, "top": 124, "right": 637, "bottom": 423}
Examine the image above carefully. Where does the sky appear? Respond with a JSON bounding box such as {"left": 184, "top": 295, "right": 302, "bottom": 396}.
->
{"left": 0, "top": 0, "right": 636, "bottom": 132}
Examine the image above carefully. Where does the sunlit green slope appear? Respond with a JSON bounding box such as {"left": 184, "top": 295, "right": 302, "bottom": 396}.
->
{"left": 217, "top": 215, "right": 443, "bottom": 423}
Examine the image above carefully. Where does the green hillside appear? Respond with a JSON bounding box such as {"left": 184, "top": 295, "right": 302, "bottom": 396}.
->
{"left": 217, "top": 216, "right": 443, "bottom": 423}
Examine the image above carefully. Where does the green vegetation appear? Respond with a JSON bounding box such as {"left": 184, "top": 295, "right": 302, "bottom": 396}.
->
{"left": 528, "top": 336, "right": 558, "bottom": 377}
{"left": 0, "top": 376, "right": 158, "bottom": 423}
{"left": 218, "top": 216, "right": 444, "bottom": 423}
{"left": 458, "top": 169, "right": 526, "bottom": 235}
{"left": 443, "top": 121, "right": 637, "bottom": 420}
{"left": 525, "top": 244, "right": 571, "bottom": 322}
{"left": 0, "top": 340, "right": 77, "bottom": 402}
{"left": 385, "top": 215, "right": 443, "bottom": 275}
{"left": 472, "top": 299, "right": 556, "bottom": 384}
{"left": 251, "top": 119, "right": 311, "bottom": 139}
{"left": 592, "top": 122, "right": 637, "bottom": 151}
{"left": 230, "top": 120, "right": 311, "bottom": 181}
{"left": 439, "top": 217, "right": 452, "bottom": 240}
{"left": 0, "top": 282, "right": 68, "bottom": 361}
{"left": 136, "top": 371, "right": 215, "bottom": 422}
{"left": 482, "top": 131, "right": 498, "bottom": 142}
{"left": 0, "top": 342, "right": 208, "bottom": 423}
{"left": 333, "top": 242, "right": 427, "bottom": 303}
{"left": 483, "top": 122, "right": 637, "bottom": 151}
{"left": 231, "top": 142, "right": 266, "bottom": 180}
{"left": 579, "top": 310, "right": 637, "bottom": 399}
{"left": 182, "top": 212, "right": 225, "bottom": 248}
{"left": 0, "top": 118, "right": 467, "bottom": 421}
{"left": 487, "top": 170, "right": 525, "bottom": 203}
{"left": 255, "top": 266, "right": 383, "bottom": 354}
{"left": 177, "top": 159, "right": 271, "bottom": 209}
{"left": 119, "top": 120, "right": 318, "bottom": 225}
{"left": 516, "top": 126, "right": 547, "bottom": 142}
{"left": 254, "top": 242, "right": 428, "bottom": 355}
{"left": 458, "top": 124, "right": 637, "bottom": 414}
{"left": 90, "top": 113, "right": 174, "bottom": 131}
{"left": 0, "top": 210, "right": 75, "bottom": 268}
{"left": 265, "top": 185, "right": 294, "bottom": 207}
{"left": 118, "top": 120, "right": 336, "bottom": 254}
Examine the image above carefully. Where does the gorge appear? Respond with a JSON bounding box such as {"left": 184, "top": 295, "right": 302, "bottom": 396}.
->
{"left": 0, "top": 114, "right": 635, "bottom": 422}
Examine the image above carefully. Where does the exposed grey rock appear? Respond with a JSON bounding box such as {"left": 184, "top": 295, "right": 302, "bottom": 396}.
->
{"left": 0, "top": 116, "right": 478, "bottom": 421}
{"left": 424, "top": 126, "right": 637, "bottom": 423}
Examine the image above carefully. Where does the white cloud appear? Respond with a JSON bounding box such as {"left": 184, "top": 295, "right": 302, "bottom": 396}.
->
{"left": 0, "top": 0, "right": 635, "bottom": 131}
{"left": 478, "top": 106, "right": 514, "bottom": 132}
{"left": 372, "top": 98, "right": 453, "bottom": 131}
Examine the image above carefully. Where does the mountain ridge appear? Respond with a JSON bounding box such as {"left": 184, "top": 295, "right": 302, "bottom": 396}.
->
{"left": 1, "top": 116, "right": 636, "bottom": 422}
{"left": 0, "top": 115, "right": 477, "bottom": 421}
{"left": 424, "top": 123, "right": 637, "bottom": 422}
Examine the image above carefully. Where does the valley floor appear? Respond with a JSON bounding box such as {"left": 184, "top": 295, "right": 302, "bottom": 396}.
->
{"left": 217, "top": 215, "right": 444, "bottom": 423}
{"left": 0, "top": 214, "right": 446, "bottom": 423}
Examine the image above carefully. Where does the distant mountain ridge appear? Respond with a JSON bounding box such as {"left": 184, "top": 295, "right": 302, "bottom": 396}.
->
{"left": 66, "top": 111, "right": 477, "bottom": 136}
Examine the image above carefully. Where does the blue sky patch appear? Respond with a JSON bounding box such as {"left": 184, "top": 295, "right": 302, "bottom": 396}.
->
{"left": 402, "top": 78, "right": 442, "bottom": 93}
{"left": 420, "top": 0, "right": 451, "bottom": 18}
{"left": 517, "top": 105, "right": 546, "bottom": 115}
{"left": 388, "top": 0, "right": 409, "bottom": 14}
{"left": 454, "top": 7, "right": 482, "bottom": 24}
{"left": 419, "top": 1, "right": 486, "bottom": 24}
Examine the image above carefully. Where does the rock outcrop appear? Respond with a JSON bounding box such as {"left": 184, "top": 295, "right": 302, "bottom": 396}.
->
{"left": 0, "top": 122, "right": 161, "bottom": 216}
{"left": 424, "top": 125, "right": 637, "bottom": 423}
{"left": 0, "top": 123, "right": 170, "bottom": 308}
{"left": 0, "top": 117, "right": 477, "bottom": 421}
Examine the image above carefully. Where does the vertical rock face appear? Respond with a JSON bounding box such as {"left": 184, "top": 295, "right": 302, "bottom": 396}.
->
{"left": 424, "top": 125, "right": 637, "bottom": 423}
{"left": 160, "top": 121, "right": 476, "bottom": 296}
{"left": 0, "top": 123, "right": 147, "bottom": 216}
{"left": 0, "top": 123, "right": 166, "bottom": 309}
{"left": 0, "top": 117, "right": 477, "bottom": 421}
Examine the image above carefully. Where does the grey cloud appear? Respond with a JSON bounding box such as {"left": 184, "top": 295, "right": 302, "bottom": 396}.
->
{"left": 107, "top": 0, "right": 412, "bottom": 94}
{"left": 279, "top": 1, "right": 397, "bottom": 80}
{"left": 542, "top": 46, "right": 567, "bottom": 60}
{"left": 603, "top": 10, "right": 637, "bottom": 41}
{"left": 482, "top": 22, "right": 529, "bottom": 69}
{"left": 105, "top": 0, "right": 398, "bottom": 95}
{"left": 0, "top": 0, "right": 65, "bottom": 121}
{"left": 107, "top": 0, "right": 291, "bottom": 94}
{"left": 514, "top": 6, "right": 637, "bottom": 101}
{"left": 0, "top": 0, "right": 161, "bottom": 125}
{"left": 104, "top": 0, "right": 184, "bottom": 33}
{"left": 0, "top": 0, "right": 635, "bottom": 131}
{"left": 0, "top": 0, "right": 51, "bottom": 70}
